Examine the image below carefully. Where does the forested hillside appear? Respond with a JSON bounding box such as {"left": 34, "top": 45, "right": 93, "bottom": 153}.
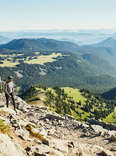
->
{"left": 0, "top": 38, "right": 116, "bottom": 94}
{"left": 22, "top": 85, "right": 116, "bottom": 123}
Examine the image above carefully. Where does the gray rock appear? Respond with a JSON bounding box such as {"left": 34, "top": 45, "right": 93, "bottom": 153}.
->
{"left": 15, "top": 128, "right": 30, "bottom": 140}
{"left": 0, "top": 134, "right": 25, "bottom": 156}
{"left": 46, "top": 113, "right": 65, "bottom": 121}
{"left": 91, "top": 124, "right": 108, "bottom": 136}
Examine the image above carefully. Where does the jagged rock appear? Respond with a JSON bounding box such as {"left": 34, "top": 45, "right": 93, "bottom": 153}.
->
{"left": 0, "top": 134, "right": 25, "bottom": 156}
{"left": 48, "top": 127, "right": 56, "bottom": 135}
{"left": 15, "top": 128, "right": 30, "bottom": 140}
{"left": 50, "top": 138, "right": 69, "bottom": 154}
{"left": 45, "top": 113, "right": 65, "bottom": 121}
{"left": 18, "top": 119, "right": 29, "bottom": 127}
{"left": 39, "top": 106, "right": 48, "bottom": 110}
{"left": 57, "top": 120, "right": 64, "bottom": 126}
{"left": 98, "top": 150, "right": 113, "bottom": 156}
{"left": 68, "top": 141, "right": 75, "bottom": 148}
{"left": 8, "top": 114, "right": 20, "bottom": 129}
{"left": 110, "top": 147, "right": 116, "bottom": 152}
{"left": 25, "top": 146, "right": 33, "bottom": 155}
{"left": 32, "top": 144, "right": 64, "bottom": 156}
{"left": 0, "top": 107, "right": 16, "bottom": 115}
{"left": 65, "top": 114, "right": 76, "bottom": 120}
{"left": 25, "top": 124, "right": 49, "bottom": 146}
{"left": 34, "top": 152, "right": 46, "bottom": 156}
{"left": 39, "top": 127, "right": 47, "bottom": 138}
{"left": 110, "top": 135, "right": 116, "bottom": 141}
{"left": 91, "top": 124, "right": 108, "bottom": 136}
{"left": 88, "top": 119, "right": 116, "bottom": 131}
{"left": 15, "top": 96, "right": 31, "bottom": 112}
{"left": 92, "top": 145, "right": 114, "bottom": 156}
{"left": 48, "top": 149, "right": 64, "bottom": 156}
{"left": 25, "top": 146, "right": 31, "bottom": 152}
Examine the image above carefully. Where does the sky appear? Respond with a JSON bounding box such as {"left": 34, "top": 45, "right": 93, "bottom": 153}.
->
{"left": 0, "top": 0, "right": 116, "bottom": 31}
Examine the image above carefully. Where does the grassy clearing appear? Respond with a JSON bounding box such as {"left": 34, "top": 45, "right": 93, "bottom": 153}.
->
{"left": 104, "top": 107, "right": 116, "bottom": 123}
{"left": 63, "top": 87, "right": 86, "bottom": 103}
{"left": 0, "top": 53, "right": 62, "bottom": 67}
{"left": 24, "top": 53, "right": 62, "bottom": 65}
{"left": 0, "top": 60, "right": 19, "bottom": 67}
{"left": 0, "top": 54, "right": 22, "bottom": 67}
{"left": 47, "top": 87, "right": 86, "bottom": 104}
{"left": 62, "top": 87, "right": 92, "bottom": 120}
{"left": 0, "top": 54, "right": 23, "bottom": 58}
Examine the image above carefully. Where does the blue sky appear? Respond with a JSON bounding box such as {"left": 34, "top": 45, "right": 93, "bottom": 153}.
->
{"left": 0, "top": 0, "right": 116, "bottom": 31}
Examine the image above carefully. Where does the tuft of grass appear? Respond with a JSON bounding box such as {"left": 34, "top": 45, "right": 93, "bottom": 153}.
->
{"left": 25, "top": 124, "right": 49, "bottom": 145}
{"left": 0, "top": 119, "right": 9, "bottom": 134}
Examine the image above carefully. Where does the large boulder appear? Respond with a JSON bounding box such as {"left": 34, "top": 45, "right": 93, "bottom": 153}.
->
{"left": 0, "top": 134, "right": 25, "bottom": 156}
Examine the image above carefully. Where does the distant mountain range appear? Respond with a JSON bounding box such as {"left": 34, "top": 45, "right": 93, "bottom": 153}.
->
{"left": 0, "top": 35, "right": 10, "bottom": 44}
{"left": 0, "top": 38, "right": 116, "bottom": 93}
{"left": 93, "top": 37, "right": 116, "bottom": 49}
{"left": 1, "top": 29, "right": 116, "bottom": 45}
{"left": 0, "top": 38, "right": 80, "bottom": 53}
{"left": 79, "top": 37, "right": 116, "bottom": 67}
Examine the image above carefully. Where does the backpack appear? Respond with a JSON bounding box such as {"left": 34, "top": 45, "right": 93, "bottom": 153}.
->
{"left": 1, "top": 81, "right": 7, "bottom": 93}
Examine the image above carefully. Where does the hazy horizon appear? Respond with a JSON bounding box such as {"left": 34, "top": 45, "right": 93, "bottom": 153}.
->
{"left": 1, "top": 28, "right": 116, "bottom": 33}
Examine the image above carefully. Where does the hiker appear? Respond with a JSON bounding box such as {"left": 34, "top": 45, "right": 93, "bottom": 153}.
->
{"left": 5, "top": 76, "right": 16, "bottom": 111}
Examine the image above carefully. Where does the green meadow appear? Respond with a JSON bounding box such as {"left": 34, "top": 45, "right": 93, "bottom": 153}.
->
{"left": 0, "top": 53, "right": 62, "bottom": 67}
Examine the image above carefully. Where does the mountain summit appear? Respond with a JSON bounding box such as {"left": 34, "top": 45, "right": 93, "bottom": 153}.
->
{"left": 0, "top": 38, "right": 80, "bottom": 53}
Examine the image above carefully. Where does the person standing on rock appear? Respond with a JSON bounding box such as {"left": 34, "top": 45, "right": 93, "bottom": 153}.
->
{"left": 5, "top": 76, "right": 16, "bottom": 111}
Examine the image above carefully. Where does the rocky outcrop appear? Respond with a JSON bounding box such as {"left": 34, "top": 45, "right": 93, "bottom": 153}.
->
{"left": 88, "top": 119, "right": 116, "bottom": 131}
{"left": 0, "top": 93, "right": 115, "bottom": 156}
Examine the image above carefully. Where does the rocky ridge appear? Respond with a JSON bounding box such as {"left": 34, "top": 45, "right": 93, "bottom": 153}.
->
{"left": 0, "top": 93, "right": 116, "bottom": 156}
